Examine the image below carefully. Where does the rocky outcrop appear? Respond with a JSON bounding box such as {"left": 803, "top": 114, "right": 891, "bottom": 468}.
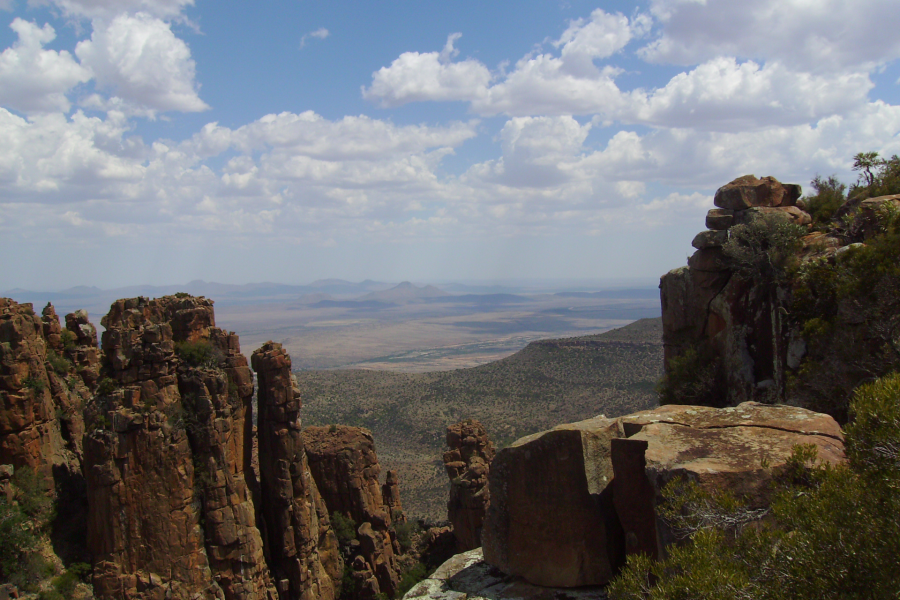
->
{"left": 0, "top": 299, "right": 94, "bottom": 492}
{"left": 442, "top": 419, "right": 495, "bottom": 552}
{"left": 481, "top": 402, "right": 844, "bottom": 588}
{"left": 252, "top": 342, "right": 341, "bottom": 600}
{"left": 85, "top": 295, "right": 275, "bottom": 600}
{"left": 382, "top": 470, "right": 404, "bottom": 524}
{"left": 301, "top": 425, "right": 403, "bottom": 598}
{"left": 403, "top": 549, "right": 606, "bottom": 600}
{"left": 661, "top": 175, "right": 813, "bottom": 407}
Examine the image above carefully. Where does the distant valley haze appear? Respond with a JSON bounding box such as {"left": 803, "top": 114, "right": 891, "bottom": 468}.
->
{"left": 3, "top": 278, "right": 661, "bottom": 371}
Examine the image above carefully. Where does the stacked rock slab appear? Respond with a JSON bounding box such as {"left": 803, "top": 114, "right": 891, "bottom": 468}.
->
{"left": 443, "top": 419, "right": 495, "bottom": 552}
{"left": 481, "top": 402, "right": 845, "bottom": 588}
{"left": 0, "top": 299, "right": 95, "bottom": 491}
{"left": 302, "top": 425, "right": 403, "bottom": 599}
{"left": 85, "top": 296, "right": 275, "bottom": 600}
{"left": 661, "top": 175, "right": 811, "bottom": 407}
{"left": 252, "top": 342, "right": 341, "bottom": 600}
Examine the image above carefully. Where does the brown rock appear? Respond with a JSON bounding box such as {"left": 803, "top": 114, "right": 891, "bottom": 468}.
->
{"left": 301, "top": 425, "right": 403, "bottom": 597}
{"left": 382, "top": 470, "right": 405, "bottom": 524}
{"left": 714, "top": 175, "right": 801, "bottom": 210}
{"left": 705, "top": 208, "right": 734, "bottom": 230}
{"left": 733, "top": 205, "right": 812, "bottom": 227}
{"left": 613, "top": 403, "right": 844, "bottom": 556}
{"left": 691, "top": 230, "right": 728, "bottom": 250}
{"left": 253, "top": 342, "right": 341, "bottom": 600}
{"left": 86, "top": 295, "right": 276, "bottom": 600}
{"left": 443, "top": 419, "right": 495, "bottom": 552}
{"left": 482, "top": 416, "right": 624, "bottom": 587}
{"left": 0, "top": 299, "right": 90, "bottom": 495}
{"left": 687, "top": 247, "right": 728, "bottom": 272}
{"left": 481, "top": 403, "right": 845, "bottom": 588}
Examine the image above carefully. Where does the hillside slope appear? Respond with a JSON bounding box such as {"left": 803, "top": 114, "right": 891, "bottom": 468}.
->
{"left": 297, "top": 317, "right": 663, "bottom": 521}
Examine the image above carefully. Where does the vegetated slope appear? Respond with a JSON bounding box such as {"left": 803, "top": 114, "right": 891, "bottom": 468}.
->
{"left": 298, "top": 317, "right": 663, "bottom": 522}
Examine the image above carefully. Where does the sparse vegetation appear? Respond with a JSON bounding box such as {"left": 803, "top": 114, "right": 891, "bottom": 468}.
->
{"left": 23, "top": 376, "right": 46, "bottom": 394}
{"left": 656, "top": 346, "right": 718, "bottom": 406}
{"left": 46, "top": 350, "right": 71, "bottom": 375}
{"left": 722, "top": 212, "right": 806, "bottom": 284}
{"left": 175, "top": 340, "right": 223, "bottom": 368}
{"left": 804, "top": 174, "right": 847, "bottom": 227}
{"left": 330, "top": 511, "right": 357, "bottom": 546}
{"left": 96, "top": 377, "right": 117, "bottom": 396}
{"left": 300, "top": 318, "right": 662, "bottom": 521}
{"left": 609, "top": 373, "right": 900, "bottom": 600}
{"left": 59, "top": 330, "right": 77, "bottom": 352}
{"left": 0, "top": 468, "right": 57, "bottom": 591}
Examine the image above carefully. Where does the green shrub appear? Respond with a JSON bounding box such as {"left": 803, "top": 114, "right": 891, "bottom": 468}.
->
{"left": 396, "top": 562, "right": 428, "bottom": 598}
{"left": 96, "top": 377, "right": 117, "bottom": 396}
{"left": 46, "top": 350, "right": 70, "bottom": 375}
{"left": 804, "top": 174, "right": 846, "bottom": 226}
{"left": 656, "top": 346, "right": 718, "bottom": 406}
{"left": 175, "top": 340, "right": 222, "bottom": 368}
{"left": 608, "top": 372, "right": 900, "bottom": 600}
{"left": 59, "top": 330, "right": 77, "bottom": 351}
{"left": 331, "top": 511, "right": 357, "bottom": 546}
{"left": 0, "top": 496, "right": 39, "bottom": 583}
{"left": 393, "top": 519, "right": 421, "bottom": 552}
{"left": 23, "top": 377, "right": 46, "bottom": 394}
{"left": 722, "top": 212, "right": 806, "bottom": 284}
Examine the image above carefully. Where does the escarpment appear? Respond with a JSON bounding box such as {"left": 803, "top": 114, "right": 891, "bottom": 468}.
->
{"left": 442, "top": 419, "right": 494, "bottom": 552}
{"left": 301, "top": 425, "right": 405, "bottom": 599}
{"left": 660, "top": 175, "right": 812, "bottom": 407}
{"left": 252, "top": 342, "right": 342, "bottom": 600}
{"left": 1, "top": 299, "right": 96, "bottom": 485}
{"left": 85, "top": 295, "right": 276, "bottom": 600}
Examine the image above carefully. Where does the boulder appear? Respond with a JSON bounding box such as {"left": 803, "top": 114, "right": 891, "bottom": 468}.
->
{"left": 443, "top": 419, "right": 495, "bottom": 552}
{"left": 403, "top": 549, "right": 606, "bottom": 600}
{"left": 481, "top": 416, "right": 624, "bottom": 587}
{"left": 481, "top": 403, "right": 845, "bottom": 588}
{"left": 733, "top": 205, "right": 812, "bottom": 227}
{"left": 705, "top": 208, "right": 734, "bottom": 230}
{"left": 714, "top": 175, "right": 801, "bottom": 210}
{"left": 691, "top": 230, "right": 728, "bottom": 250}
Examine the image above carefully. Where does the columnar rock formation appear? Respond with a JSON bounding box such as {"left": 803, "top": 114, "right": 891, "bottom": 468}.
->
{"left": 301, "top": 425, "right": 403, "bottom": 599}
{"left": 252, "top": 342, "right": 341, "bottom": 600}
{"left": 442, "top": 419, "right": 495, "bottom": 551}
{"left": 482, "top": 402, "right": 845, "bottom": 588}
{"left": 0, "top": 299, "right": 95, "bottom": 490}
{"left": 85, "top": 296, "right": 276, "bottom": 600}
{"left": 660, "top": 175, "right": 812, "bottom": 406}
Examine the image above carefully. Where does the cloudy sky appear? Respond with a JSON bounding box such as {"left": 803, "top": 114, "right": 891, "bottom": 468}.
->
{"left": 1, "top": 0, "right": 899, "bottom": 290}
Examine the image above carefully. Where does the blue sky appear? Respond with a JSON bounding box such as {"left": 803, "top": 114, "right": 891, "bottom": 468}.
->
{"left": 1, "top": 0, "right": 899, "bottom": 290}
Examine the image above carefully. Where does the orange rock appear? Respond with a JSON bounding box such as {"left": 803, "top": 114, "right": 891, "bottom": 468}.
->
{"left": 443, "top": 419, "right": 495, "bottom": 552}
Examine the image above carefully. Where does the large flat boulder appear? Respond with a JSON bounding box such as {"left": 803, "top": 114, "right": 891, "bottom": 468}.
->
{"left": 481, "top": 403, "right": 845, "bottom": 588}
{"left": 481, "top": 416, "right": 624, "bottom": 587}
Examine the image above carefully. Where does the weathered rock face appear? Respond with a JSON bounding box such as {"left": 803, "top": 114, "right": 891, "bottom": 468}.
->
{"left": 404, "top": 549, "right": 606, "bottom": 600}
{"left": 252, "top": 342, "right": 341, "bottom": 600}
{"left": 0, "top": 299, "right": 94, "bottom": 490}
{"left": 443, "top": 419, "right": 495, "bottom": 552}
{"left": 85, "top": 295, "right": 275, "bottom": 600}
{"left": 301, "top": 425, "right": 403, "bottom": 598}
{"left": 482, "top": 416, "right": 624, "bottom": 587}
{"left": 661, "top": 175, "right": 813, "bottom": 407}
{"left": 482, "top": 402, "right": 845, "bottom": 588}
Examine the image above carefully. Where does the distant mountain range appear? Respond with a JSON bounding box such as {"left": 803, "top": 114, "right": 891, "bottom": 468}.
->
{"left": 3, "top": 279, "right": 661, "bottom": 315}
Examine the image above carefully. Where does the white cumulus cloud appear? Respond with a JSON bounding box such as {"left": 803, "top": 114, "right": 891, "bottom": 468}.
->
{"left": 641, "top": 0, "right": 900, "bottom": 72}
{"left": 75, "top": 12, "right": 209, "bottom": 115}
{"left": 30, "top": 0, "right": 195, "bottom": 20}
{"left": 363, "top": 33, "right": 493, "bottom": 106}
{"left": 0, "top": 19, "right": 92, "bottom": 114}
{"left": 300, "top": 27, "right": 329, "bottom": 49}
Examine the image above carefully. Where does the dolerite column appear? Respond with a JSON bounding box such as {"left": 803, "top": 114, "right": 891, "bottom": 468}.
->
{"left": 252, "top": 342, "right": 341, "bottom": 600}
